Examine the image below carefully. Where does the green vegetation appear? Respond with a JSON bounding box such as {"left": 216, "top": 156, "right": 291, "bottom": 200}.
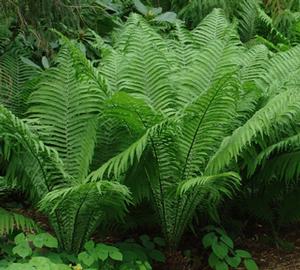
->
{"left": 2, "top": 1, "right": 300, "bottom": 269}
{"left": 0, "top": 232, "right": 164, "bottom": 269}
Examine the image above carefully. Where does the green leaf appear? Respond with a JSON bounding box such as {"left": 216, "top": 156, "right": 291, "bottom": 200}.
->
{"left": 20, "top": 57, "right": 41, "bottom": 69}
{"left": 29, "top": 257, "right": 53, "bottom": 270}
{"left": 212, "top": 241, "right": 229, "bottom": 259}
{"left": 153, "top": 237, "right": 165, "bottom": 247}
{"left": 202, "top": 232, "right": 218, "bottom": 248}
{"left": 30, "top": 233, "right": 58, "bottom": 249}
{"left": 139, "top": 235, "right": 150, "bottom": 242}
{"left": 216, "top": 261, "right": 229, "bottom": 270}
{"left": 148, "top": 249, "right": 165, "bottom": 262}
{"left": 98, "top": 250, "right": 109, "bottom": 261}
{"left": 12, "top": 241, "right": 32, "bottom": 258}
{"left": 95, "top": 244, "right": 110, "bottom": 261}
{"left": 215, "top": 228, "right": 227, "bottom": 236}
{"left": 32, "top": 234, "right": 45, "bottom": 248}
{"left": 244, "top": 259, "right": 259, "bottom": 270}
{"left": 208, "top": 253, "right": 220, "bottom": 268}
{"left": 133, "top": 0, "right": 148, "bottom": 15}
{"left": 142, "top": 240, "right": 155, "bottom": 250}
{"left": 154, "top": 12, "right": 177, "bottom": 23}
{"left": 84, "top": 240, "right": 95, "bottom": 253}
{"left": 42, "top": 233, "right": 58, "bottom": 248}
{"left": 220, "top": 235, "right": 234, "bottom": 249}
{"left": 14, "top": 233, "right": 26, "bottom": 245}
{"left": 78, "top": 251, "right": 95, "bottom": 266}
{"left": 109, "top": 250, "right": 123, "bottom": 261}
{"left": 150, "top": 7, "right": 162, "bottom": 16}
{"left": 55, "top": 265, "right": 71, "bottom": 270}
{"left": 42, "top": 56, "right": 50, "bottom": 69}
{"left": 225, "top": 255, "right": 241, "bottom": 268}
{"left": 7, "top": 263, "right": 34, "bottom": 270}
{"left": 140, "top": 235, "right": 155, "bottom": 249}
{"left": 236, "top": 250, "right": 252, "bottom": 259}
{"left": 46, "top": 252, "right": 64, "bottom": 264}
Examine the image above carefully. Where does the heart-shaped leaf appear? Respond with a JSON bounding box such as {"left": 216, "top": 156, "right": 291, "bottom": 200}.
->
{"left": 78, "top": 251, "right": 95, "bottom": 266}
{"left": 13, "top": 241, "right": 32, "bottom": 258}
{"left": 212, "top": 241, "right": 228, "bottom": 259}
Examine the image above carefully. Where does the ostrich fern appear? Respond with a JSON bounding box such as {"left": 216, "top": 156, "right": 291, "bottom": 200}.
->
{"left": 0, "top": 45, "right": 131, "bottom": 252}
{"left": 88, "top": 11, "right": 300, "bottom": 248}
{"left": 2, "top": 7, "right": 300, "bottom": 253}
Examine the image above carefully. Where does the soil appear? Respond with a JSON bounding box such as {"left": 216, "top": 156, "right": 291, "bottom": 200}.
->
{"left": 237, "top": 232, "right": 300, "bottom": 270}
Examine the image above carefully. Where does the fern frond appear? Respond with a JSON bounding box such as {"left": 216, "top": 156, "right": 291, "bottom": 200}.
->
{"left": 192, "top": 8, "right": 231, "bottom": 48}
{"left": 88, "top": 117, "right": 178, "bottom": 181}
{"left": 0, "top": 51, "right": 39, "bottom": 116}
{"left": 258, "top": 151, "right": 300, "bottom": 182}
{"left": 247, "top": 133, "right": 300, "bottom": 176}
{"left": 178, "top": 172, "right": 240, "bottom": 198}
{"left": 116, "top": 26, "right": 175, "bottom": 115}
{"left": 206, "top": 88, "right": 300, "bottom": 174}
{"left": 55, "top": 32, "right": 110, "bottom": 100}
{"left": 236, "top": 0, "right": 259, "bottom": 41}
{"left": 172, "top": 39, "right": 240, "bottom": 108}
{"left": 0, "top": 207, "right": 39, "bottom": 235}
{"left": 40, "top": 181, "right": 131, "bottom": 252}
{"left": 257, "top": 6, "right": 290, "bottom": 44}
{"left": 0, "top": 104, "right": 62, "bottom": 166}
{"left": 169, "top": 22, "right": 195, "bottom": 70}
{"left": 28, "top": 51, "right": 102, "bottom": 181}
{"left": 100, "top": 50, "right": 125, "bottom": 93}
{"left": 180, "top": 74, "right": 239, "bottom": 178}
{"left": 258, "top": 45, "right": 300, "bottom": 95}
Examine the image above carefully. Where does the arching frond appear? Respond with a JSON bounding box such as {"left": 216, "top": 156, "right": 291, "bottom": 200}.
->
{"left": 257, "top": 151, "right": 300, "bottom": 182}
{"left": 169, "top": 22, "right": 195, "bottom": 70}
{"left": 172, "top": 39, "right": 240, "bottom": 108}
{"left": 247, "top": 133, "right": 300, "bottom": 176}
{"left": 100, "top": 49, "right": 126, "bottom": 93}
{"left": 0, "top": 104, "right": 65, "bottom": 202}
{"left": 206, "top": 88, "right": 300, "bottom": 174}
{"left": 0, "top": 207, "right": 39, "bottom": 235}
{"left": 192, "top": 8, "right": 231, "bottom": 48}
{"left": 56, "top": 32, "right": 110, "bottom": 100}
{"left": 258, "top": 45, "right": 300, "bottom": 96}
{"left": 40, "top": 181, "right": 131, "bottom": 252}
{"left": 257, "top": 6, "right": 290, "bottom": 44}
{"left": 0, "top": 104, "right": 62, "bottom": 166}
{"left": 180, "top": 74, "right": 239, "bottom": 179}
{"left": 116, "top": 26, "right": 176, "bottom": 115}
{"left": 88, "top": 117, "right": 179, "bottom": 182}
{"left": 28, "top": 51, "right": 102, "bottom": 181}
{"left": 236, "top": 0, "right": 259, "bottom": 41}
{"left": 0, "top": 50, "right": 40, "bottom": 116}
{"left": 178, "top": 172, "right": 240, "bottom": 197}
